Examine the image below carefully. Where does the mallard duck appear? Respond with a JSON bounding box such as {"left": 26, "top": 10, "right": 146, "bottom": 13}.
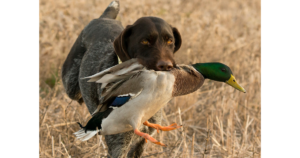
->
{"left": 74, "top": 58, "right": 245, "bottom": 146}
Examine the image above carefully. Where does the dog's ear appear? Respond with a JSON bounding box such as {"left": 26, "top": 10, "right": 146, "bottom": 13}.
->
{"left": 172, "top": 27, "right": 182, "bottom": 53}
{"left": 113, "top": 25, "right": 132, "bottom": 62}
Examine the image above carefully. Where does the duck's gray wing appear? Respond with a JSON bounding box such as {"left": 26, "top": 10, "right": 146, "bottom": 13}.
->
{"left": 83, "top": 58, "right": 142, "bottom": 83}
{"left": 90, "top": 68, "right": 147, "bottom": 116}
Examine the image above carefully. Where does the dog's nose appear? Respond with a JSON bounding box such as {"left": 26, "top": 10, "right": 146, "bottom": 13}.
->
{"left": 156, "top": 60, "right": 173, "bottom": 71}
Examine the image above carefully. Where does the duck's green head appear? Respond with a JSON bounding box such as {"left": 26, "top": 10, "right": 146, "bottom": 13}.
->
{"left": 192, "top": 62, "right": 246, "bottom": 93}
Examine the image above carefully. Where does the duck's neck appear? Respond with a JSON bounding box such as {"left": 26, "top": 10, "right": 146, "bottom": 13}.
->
{"left": 171, "top": 65, "right": 205, "bottom": 97}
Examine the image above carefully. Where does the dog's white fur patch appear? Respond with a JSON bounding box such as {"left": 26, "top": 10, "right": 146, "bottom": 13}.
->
{"left": 108, "top": 1, "right": 119, "bottom": 8}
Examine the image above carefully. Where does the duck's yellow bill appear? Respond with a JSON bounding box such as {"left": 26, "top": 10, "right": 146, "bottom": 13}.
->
{"left": 225, "top": 75, "right": 246, "bottom": 93}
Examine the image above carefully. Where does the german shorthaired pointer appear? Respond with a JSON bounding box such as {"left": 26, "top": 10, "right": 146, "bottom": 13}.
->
{"left": 61, "top": 1, "right": 182, "bottom": 157}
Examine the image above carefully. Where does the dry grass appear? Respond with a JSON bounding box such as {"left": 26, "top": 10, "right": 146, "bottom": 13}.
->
{"left": 39, "top": 0, "right": 260, "bottom": 157}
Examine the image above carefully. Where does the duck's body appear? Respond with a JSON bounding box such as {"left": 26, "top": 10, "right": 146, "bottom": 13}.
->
{"left": 74, "top": 59, "right": 245, "bottom": 145}
{"left": 100, "top": 69, "right": 174, "bottom": 135}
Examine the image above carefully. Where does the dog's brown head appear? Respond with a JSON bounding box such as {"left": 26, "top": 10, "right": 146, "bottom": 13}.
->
{"left": 114, "top": 17, "right": 182, "bottom": 71}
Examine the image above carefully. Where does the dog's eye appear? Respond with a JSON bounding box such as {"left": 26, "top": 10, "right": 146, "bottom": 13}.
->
{"left": 141, "top": 40, "right": 149, "bottom": 45}
{"left": 167, "top": 39, "right": 173, "bottom": 45}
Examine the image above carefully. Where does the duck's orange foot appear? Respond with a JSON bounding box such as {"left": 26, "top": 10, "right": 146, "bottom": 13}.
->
{"left": 143, "top": 121, "right": 182, "bottom": 133}
{"left": 134, "top": 129, "right": 166, "bottom": 147}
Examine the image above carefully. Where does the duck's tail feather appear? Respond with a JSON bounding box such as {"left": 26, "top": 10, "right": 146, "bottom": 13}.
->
{"left": 77, "top": 122, "right": 84, "bottom": 128}
{"left": 75, "top": 109, "right": 114, "bottom": 141}
{"left": 75, "top": 109, "right": 113, "bottom": 141}
{"left": 74, "top": 129, "right": 100, "bottom": 141}
{"left": 100, "top": 1, "right": 120, "bottom": 19}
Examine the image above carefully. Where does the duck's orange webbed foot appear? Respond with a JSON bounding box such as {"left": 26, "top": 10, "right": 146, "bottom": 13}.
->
{"left": 134, "top": 129, "right": 166, "bottom": 147}
{"left": 143, "top": 121, "right": 182, "bottom": 133}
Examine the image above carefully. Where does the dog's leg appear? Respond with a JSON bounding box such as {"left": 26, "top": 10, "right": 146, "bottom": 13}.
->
{"left": 127, "top": 109, "right": 162, "bottom": 158}
{"left": 79, "top": 41, "right": 118, "bottom": 113}
{"left": 126, "top": 138, "right": 146, "bottom": 158}
{"left": 79, "top": 51, "right": 102, "bottom": 114}
{"left": 126, "top": 126, "right": 152, "bottom": 158}
{"left": 105, "top": 126, "right": 149, "bottom": 158}
{"left": 62, "top": 31, "right": 86, "bottom": 104}
{"left": 105, "top": 131, "right": 135, "bottom": 158}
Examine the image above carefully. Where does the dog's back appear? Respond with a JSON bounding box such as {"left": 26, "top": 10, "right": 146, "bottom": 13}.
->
{"left": 62, "top": 1, "right": 123, "bottom": 106}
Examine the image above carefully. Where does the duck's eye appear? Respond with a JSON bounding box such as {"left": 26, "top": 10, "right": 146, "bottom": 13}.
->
{"left": 221, "top": 68, "right": 226, "bottom": 72}
{"left": 167, "top": 39, "right": 173, "bottom": 45}
{"left": 141, "top": 40, "right": 149, "bottom": 45}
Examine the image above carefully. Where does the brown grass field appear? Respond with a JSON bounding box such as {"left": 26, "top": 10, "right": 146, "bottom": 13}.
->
{"left": 39, "top": 0, "right": 261, "bottom": 157}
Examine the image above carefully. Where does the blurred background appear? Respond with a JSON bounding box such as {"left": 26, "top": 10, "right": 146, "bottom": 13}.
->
{"left": 39, "top": 0, "right": 260, "bottom": 157}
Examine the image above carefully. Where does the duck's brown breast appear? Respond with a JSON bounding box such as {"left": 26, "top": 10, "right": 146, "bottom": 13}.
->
{"left": 171, "top": 65, "right": 205, "bottom": 97}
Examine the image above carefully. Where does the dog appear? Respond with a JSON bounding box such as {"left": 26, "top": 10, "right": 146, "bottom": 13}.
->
{"left": 61, "top": 1, "right": 182, "bottom": 157}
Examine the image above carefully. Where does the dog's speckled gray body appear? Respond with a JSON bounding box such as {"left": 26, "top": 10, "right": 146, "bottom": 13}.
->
{"left": 61, "top": 1, "right": 162, "bottom": 157}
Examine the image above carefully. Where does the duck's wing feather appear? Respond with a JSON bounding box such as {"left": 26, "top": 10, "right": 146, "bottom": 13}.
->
{"left": 91, "top": 72, "right": 145, "bottom": 115}
{"left": 109, "top": 95, "right": 132, "bottom": 109}
{"left": 86, "top": 60, "right": 146, "bottom": 115}
{"left": 106, "top": 87, "right": 143, "bottom": 109}
{"left": 82, "top": 58, "right": 143, "bottom": 82}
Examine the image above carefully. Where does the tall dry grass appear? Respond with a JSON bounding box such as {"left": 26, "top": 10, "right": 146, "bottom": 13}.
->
{"left": 39, "top": 0, "right": 260, "bottom": 157}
